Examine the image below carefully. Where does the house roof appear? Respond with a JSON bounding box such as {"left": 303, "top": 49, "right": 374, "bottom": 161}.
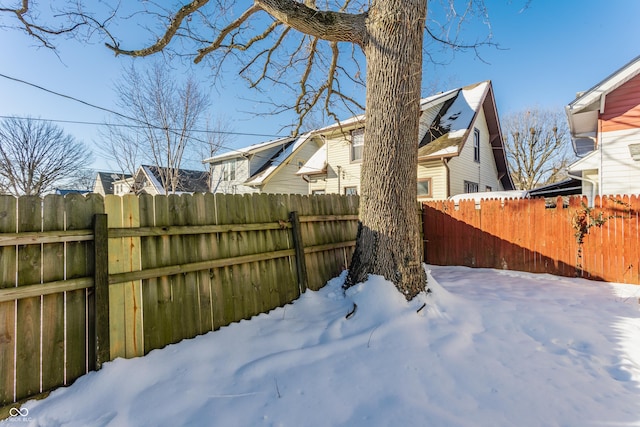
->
{"left": 139, "top": 165, "right": 209, "bottom": 193}
{"left": 95, "top": 171, "right": 133, "bottom": 194}
{"left": 296, "top": 143, "right": 327, "bottom": 176}
{"left": 244, "top": 133, "right": 315, "bottom": 186}
{"left": 527, "top": 178, "right": 583, "bottom": 198}
{"left": 418, "top": 81, "right": 489, "bottom": 157}
{"left": 566, "top": 55, "right": 640, "bottom": 155}
{"left": 203, "top": 136, "right": 296, "bottom": 163}
{"left": 417, "top": 81, "right": 513, "bottom": 190}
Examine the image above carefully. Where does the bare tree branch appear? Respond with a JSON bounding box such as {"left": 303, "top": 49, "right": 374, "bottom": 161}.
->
{"left": 0, "top": 0, "right": 84, "bottom": 48}
{"left": 104, "top": 0, "right": 211, "bottom": 56}
{"left": 194, "top": 4, "right": 262, "bottom": 63}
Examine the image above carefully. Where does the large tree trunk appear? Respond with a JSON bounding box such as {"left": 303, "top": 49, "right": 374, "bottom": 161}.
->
{"left": 345, "top": 0, "right": 427, "bottom": 299}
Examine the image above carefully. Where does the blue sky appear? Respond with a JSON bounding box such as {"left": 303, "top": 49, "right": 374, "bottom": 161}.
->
{"left": 1, "top": 1, "right": 640, "bottom": 171}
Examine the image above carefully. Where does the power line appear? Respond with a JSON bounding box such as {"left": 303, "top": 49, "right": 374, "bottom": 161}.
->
{"left": 0, "top": 72, "right": 285, "bottom": 138}
{"left": 0, "top": 114, "right": 285, "bottom": 139}
{"left": 0, "top": 72, "right": 330, "bottom": 173}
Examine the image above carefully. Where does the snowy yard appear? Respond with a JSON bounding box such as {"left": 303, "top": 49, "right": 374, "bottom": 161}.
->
{"left": 4, "top": 265, "right": 640, "bottom": 427}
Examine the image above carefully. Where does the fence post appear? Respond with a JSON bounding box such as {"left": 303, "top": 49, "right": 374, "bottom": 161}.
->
{"left": 289, "top": 211, "right": 308, "bottom": 293}
{"left": 93, "top": 214, "right": 110, "bottom": 370}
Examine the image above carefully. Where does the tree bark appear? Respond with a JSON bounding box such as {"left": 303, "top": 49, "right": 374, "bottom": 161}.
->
{"left": 345, "top": 0, "right": 428, "bottom": 299}
{"left": 255, "top": 0, "right": 366, "bottom": 44}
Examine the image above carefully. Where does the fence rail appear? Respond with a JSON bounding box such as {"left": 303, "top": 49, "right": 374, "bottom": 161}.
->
{"left": 423, "top": 195, "right": 640, "bottom": 284}
{"left": 0, "top": 192, "right": 359, "bottom": 410}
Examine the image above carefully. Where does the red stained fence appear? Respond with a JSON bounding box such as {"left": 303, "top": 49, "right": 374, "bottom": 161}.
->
{"left": 422, "top": 195, "right": 640, "bottom": 284}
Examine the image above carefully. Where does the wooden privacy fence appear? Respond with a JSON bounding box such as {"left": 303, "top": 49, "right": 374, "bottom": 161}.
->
{"left": 0, "top": 192, "right": 359, "bottom": 409}
{"left": 423, "top": 195, "right": 640, "bottom": 284}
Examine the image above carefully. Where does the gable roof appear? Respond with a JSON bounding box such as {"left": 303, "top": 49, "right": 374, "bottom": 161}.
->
{"left": 417, "top": 81, "right": 513, "bottom": 190}
{"left": 418, "top": 81, "right": 489, "bottom": 157}
{"left": 95, "top": 171, "right": 133, "bottom": 194}
{"left": 566, "top": 55, "right": 640, "bottom": 155}
{"left": 244, "top": 133, "right": 315, "bottom": 186}
{"left": 139, "top": 165, "right": 209, "bottom": 193}
{"left": 296, "top": 143, "right": 327, "bottom": 176}
{"left": 203, "top": 136, "right": 296, "bottom": 163}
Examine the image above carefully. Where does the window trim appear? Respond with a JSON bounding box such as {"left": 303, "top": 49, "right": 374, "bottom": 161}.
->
{"left": 350, "top": 128, "right": 364, "bottom": 163}
{"left": 344, "top": 186, "right": 358, "bottom": 196}
{"left": 464, "top": 180, "right": 479, "bottom": 193}
{"left": 222, "top": 159, "right": 236, "bottom": 182}
{"left": 473, "top": 128, "right": 480, "bottom": 163}
{"left": 417, "top": 177, "right": 433, "bottom": 198}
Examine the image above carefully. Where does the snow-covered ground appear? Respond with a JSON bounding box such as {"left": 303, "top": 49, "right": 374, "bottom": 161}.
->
{"left": 4, "top": 266, "right": 640, "bottom": 427}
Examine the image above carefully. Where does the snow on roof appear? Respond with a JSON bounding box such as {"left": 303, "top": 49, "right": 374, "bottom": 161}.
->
{"left": 204, "top": 136, "right": 295, "bottom": 163}
{"left": 245, "top": 133, "right": 313, "bottom": 185}
{"left": 418, "top": 81, "right": 490, "bottom": 159}
{"left": 439, "top": 82, "right": 487, "bottom": 134}
{"left": 419, "top": 87, "right": 459, "bottom": 110}
{"left": 141, "top": 165, "right": 164, "bottom": 192}
{"left": 296, "top": 143, "right": 327, "bottom": 175}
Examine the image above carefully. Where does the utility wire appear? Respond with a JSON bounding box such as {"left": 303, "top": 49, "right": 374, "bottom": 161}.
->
{"left": 0, "top": 72, "right": 329, "bottom": 173}
{"left": 0, "top": 72, "right": 285, "bottom": 138}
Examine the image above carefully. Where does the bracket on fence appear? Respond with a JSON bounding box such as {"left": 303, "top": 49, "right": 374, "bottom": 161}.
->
{"left": 289, "top": 211, "right": 308, "bottom": 293}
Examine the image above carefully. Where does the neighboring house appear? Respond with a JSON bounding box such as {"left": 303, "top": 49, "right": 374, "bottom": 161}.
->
{"left": 93, "top": 172, "right": 133, "bottom": 196}
{"left": 111, "top": 165, "right": 209, "bottom": 195}
{"left": 204, "top": 133, "right": 323, "bottom": 195}
{"left": 54, "top": 188, "right": 90, "bottom": 196}
{"left": 299, "top": 80, "right": 514, "bottom": 199}
{"left": 566, "top": 55, "right": 640, "bottom": 199}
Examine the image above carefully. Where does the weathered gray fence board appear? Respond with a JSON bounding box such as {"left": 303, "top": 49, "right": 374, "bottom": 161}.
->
{"left": 0, "top": 195, "right": 17, "bottom": 405}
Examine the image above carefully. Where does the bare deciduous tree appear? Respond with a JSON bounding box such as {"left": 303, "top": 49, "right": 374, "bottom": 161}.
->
{"left": 200, "top": 116, "right": 236, "bottom": 192}
{"left": 502, "top": 108, "right": 573, "bottom": 190}
{"left": 104, "top": 61, "right": 210, "bottom": 194}
{"left": 0, "top": 116, "right": 92, "bottom": 196}
{"left": 1, "top": 0, "right": 507, "bottom": 299}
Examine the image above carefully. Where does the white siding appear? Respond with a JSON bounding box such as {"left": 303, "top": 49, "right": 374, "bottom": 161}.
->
{"left": 448, "top": 108, "right": 503, "bottom": 195}
{"left": 210, "top": 158, "right": 257, "bottom": 194}
{"left": 322, "top": 132, "right": 363, "bottom": 195}
{"left": 319, "top": 129, "right": 451, "bottom": 199}
{"left": 417, "top": 160, "right": 448, "bottom": 200}
{"left": 599, "top": 128, "right": 640, "bottom": 195}
{"left": 261, "top": 141, "right": 320, "bottom": 194}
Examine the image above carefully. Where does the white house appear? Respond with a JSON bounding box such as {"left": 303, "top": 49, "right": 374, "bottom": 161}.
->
{"left": 204, "top": 133, "right": 323, "bottom": 195}
{"left": 566, "top": 55, "right": 640, "bottom": 199}
{"left": 298, "top": 80, "right": 514, "bottom": 199}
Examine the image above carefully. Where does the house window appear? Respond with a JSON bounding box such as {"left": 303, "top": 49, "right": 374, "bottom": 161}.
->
{"left": 344, "top": 186, "right": 358, "bottom": 196}
{"left": 312, "top": 190, "right": 326, "bottom": 195}
{"left": 473, "top": 128, "right": 480, "bottom": 163}
{"left": 351, "top": 128, "right": 364, "bottom": 162}
{"left": 417, "top": 178, "right": 432, "bottom": 198}
{"left": 464, "top": 180, "right": 479, "bottom": 193}
{"left": 222, "top": 159, "right": 236, "bottom": 181}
